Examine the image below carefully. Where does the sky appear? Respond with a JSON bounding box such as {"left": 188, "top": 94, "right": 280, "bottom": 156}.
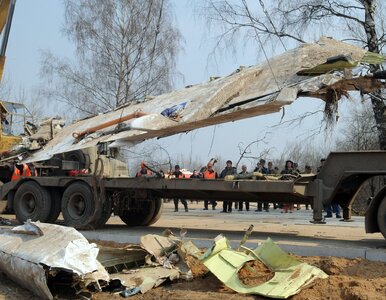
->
{"left": 2, "top": 0, "right": 359, "bottom": 170}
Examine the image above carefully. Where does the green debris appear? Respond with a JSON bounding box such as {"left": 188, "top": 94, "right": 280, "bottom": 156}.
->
{"left": 361, "top": 51, "right": 386, "bottom": 64}
{"left": 200, "top": 236, "right": 328, "bottom": 299}
{"left": 297, "top": 55, "right": 357, "bottom": 76}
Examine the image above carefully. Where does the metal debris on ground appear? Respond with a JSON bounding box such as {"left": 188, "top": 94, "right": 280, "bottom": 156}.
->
{"left": 0, "top": 220, "right": 109, "bottom": 300}
{"left": 112, "top": 266, "right": 180, "bottom": 296}
{"left": 97, "top": 243, "right": 147, "bottom": 273}
{"left": 199, "top": 236, "right": 328, "bottom": 299}
{"left": 0, "top": 222, "right": 330, "bottom": 299}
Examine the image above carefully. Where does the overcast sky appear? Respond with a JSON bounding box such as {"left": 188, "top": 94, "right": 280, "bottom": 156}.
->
{"left": 3, "top": 0, "right": 357, "bottom": 170}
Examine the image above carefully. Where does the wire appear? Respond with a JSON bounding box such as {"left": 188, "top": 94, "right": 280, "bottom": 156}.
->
{"left": 208, "top": 125, "right": 217, "bottom": 156}
{"left": 242, "top": 0, "right": 281, "bottom": 90}
{"left": 258, "top": 0, "right": 287, "bottom": 51}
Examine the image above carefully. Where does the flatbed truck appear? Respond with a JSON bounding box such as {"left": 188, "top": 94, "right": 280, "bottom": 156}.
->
{"left": 0, "top": 151, "right": 385, "bottom": 240}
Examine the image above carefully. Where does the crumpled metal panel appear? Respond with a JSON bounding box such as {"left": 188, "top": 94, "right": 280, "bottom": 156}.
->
{"left": 23, "top": 37, "right": 385, "bottom": 163}
{"left": 0, "top": 221, "right": 110, "bottom": 300}
{"left": 200, "top": 236, "right": 328, "bottom": 299}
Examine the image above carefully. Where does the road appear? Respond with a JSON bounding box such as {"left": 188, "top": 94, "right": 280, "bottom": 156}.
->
{"left": 87, "top": 202, "right": 386, "bottom": 261}
{"left": 1, "top": 202, "right": 385, "bottom": 261}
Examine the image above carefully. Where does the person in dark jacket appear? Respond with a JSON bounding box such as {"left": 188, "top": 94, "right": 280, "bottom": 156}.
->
{"left": 254, "top": 158, "right": 268, "bottom": 174}
{"left": 280, "top": 160, "right": 297, "bottom": 213}
{"left": 190, "top": 170, "right": 200, "bottom": 178}
{"left": 238, "top": 165, "right": 250, "bottom": 211}
{"left": 220, "top": 160, "right": 237, "bottom": 212}
{"left": 172, "top": 165, "right": 188, "bottom": 212}
{"left": 189, "top": 170, "right": 200, "bottom": 204}
{"left": 255, "top": 159, "right": 269, "bottom": 212}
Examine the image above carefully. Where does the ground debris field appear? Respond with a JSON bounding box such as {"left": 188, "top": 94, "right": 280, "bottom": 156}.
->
{"left": 1, "top": 254, "right": 385, "bottom": 300}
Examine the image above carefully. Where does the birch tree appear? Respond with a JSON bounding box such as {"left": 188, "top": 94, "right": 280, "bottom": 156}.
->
{"left": 202, "top": 0, "right": 386, "bottom": 149}
{"left": 42, "top": 0, "right": 181, "bottom": 116}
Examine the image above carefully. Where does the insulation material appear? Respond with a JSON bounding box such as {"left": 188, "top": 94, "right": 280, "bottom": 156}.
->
{"left": 22, "top": 37, "right": 386, "bottom": 163}
{"left": 0, "top": 221, "right": 109, "bottom": 300}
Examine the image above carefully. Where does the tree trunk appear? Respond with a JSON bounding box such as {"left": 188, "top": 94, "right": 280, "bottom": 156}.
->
{"left": 363, "top": 0, "right": 386, "bottom": 149}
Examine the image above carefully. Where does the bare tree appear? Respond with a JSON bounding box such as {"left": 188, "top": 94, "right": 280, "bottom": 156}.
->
{"left": 276, "top": 141, "right": 328, "bottom": 172}
{"left": 41, "top": 0, "right": 182, "bottom": 116}
{"left": 235, "top": 133, "right": 272, "bottom": 169}
{"left": 335, "top": 102, "right": 379, "bottom": 151}
{"left": 201, "top": 0, "right": 386, "bottom": 149}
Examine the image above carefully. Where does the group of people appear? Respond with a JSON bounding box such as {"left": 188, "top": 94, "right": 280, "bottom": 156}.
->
{"left": 137, "top": 158, "right": 321, "bottom": 213}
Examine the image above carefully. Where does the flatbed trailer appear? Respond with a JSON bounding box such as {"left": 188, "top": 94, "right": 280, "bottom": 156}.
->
{"left": 1, "top": 151, "right": 386, "bottom": 239}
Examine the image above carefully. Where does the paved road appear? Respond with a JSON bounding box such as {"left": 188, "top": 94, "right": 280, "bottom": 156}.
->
{"left": 2, "top": 202, "right": 385, "bottom": 261}
{"left": 88, "top": 202, "right": 386, "bottom": 261}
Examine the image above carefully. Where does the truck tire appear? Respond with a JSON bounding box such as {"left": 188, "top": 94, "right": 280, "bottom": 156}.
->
{"left": 377, "top": 196, "right": 386, "bottom": 239}
{"left": 119, "top": 200, "right": 156, "bottom": 226}
{"left": 13, "top": 181, "right": 52, "bottom": 223}
{"left": 146, "top": 199, "right": 163, "bottom": 225}
{"left": 46, "top": 190, "right": 62, "bottom": 223}
{"left": 61, "top": 182, "right": 98, "bottom": 228}
{"left": 93, "top": 197, "right": 112, "bottom": 228}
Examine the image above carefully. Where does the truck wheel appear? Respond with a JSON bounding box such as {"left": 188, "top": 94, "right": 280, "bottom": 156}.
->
{"left": 46, "top": 190, "right": 62, "bottom": 223}
{"left": 146, "top": 199, "right": 163, "bottom": 225}
{"left": 93, "top": 197, "right": 112, "bottom": 227}
{"left": 119, "top": 200, "right": 156, "bottom": 226}
{"left": 61, "top": 182, "right": 98, "bottom": 228}
{"left": 14, "top": 181, "right": 52, "bottom": 223}
{"left": 377, "top": 196, "right": 386, "bottom": 239}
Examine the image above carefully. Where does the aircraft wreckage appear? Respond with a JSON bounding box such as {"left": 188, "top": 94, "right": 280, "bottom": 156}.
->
{"left": 2, "top": 37, "right": 386, "bottom": 164}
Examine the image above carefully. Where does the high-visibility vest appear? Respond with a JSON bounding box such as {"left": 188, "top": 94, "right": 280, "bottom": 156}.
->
{"left": 11, "top": 167, "right": 21, "bottom": 181}
{"left": 203, "top": 170, "right": 216, "bottom": 179}
{"left": 11, "top": 164, "right": 36, "bottom": 181}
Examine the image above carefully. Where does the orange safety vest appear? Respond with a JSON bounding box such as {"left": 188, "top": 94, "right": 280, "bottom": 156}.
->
{"left": 203, "top": 169, "right": 216, "bottom": 179}
{"left": 11, "top": 167, "right": 21, "bottom": 181}
{"left": 11, "top": 164, "right": 36, "bottom": 181}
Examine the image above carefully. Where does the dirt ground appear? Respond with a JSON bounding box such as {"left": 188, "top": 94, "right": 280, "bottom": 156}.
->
{"left": 1, "top": 255, "right": 385, "bottom": 300}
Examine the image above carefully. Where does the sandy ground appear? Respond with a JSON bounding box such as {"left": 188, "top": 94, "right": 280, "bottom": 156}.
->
{"left": 1, "top": 254, "right": 385, "bottom": 300}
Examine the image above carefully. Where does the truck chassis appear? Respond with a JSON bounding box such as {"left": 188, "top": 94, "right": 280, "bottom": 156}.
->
{"left": 1, "top": 151, "right": 386, "bottom": 239}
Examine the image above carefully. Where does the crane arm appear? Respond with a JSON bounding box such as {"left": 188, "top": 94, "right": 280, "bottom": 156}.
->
{"left": 0, "top": 0, "right": 16, "bottom": 81}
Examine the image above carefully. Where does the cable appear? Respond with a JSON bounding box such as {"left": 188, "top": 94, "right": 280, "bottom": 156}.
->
{"left": 208, "top": 125, "right": 217, "bottom": 156}
{"left": 258, "top": 0, "right": 287, "bottom": 51}
{"left": 242, "top": 0, "right": 281, "bottom": 90}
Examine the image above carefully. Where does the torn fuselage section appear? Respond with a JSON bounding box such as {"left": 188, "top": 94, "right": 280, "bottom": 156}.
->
{"left": 2, "top": 37, "right": 386, "bottom": 165}
{"left": 0, "top": 221, "right": 109, "bottom": 299}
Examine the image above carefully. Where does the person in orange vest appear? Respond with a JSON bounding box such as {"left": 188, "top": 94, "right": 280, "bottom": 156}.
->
{"left": 172, "top": 165, "right": 188, "bottom": 212}
{"left": 202, "top": 162, "right": 218, "bottom": 210}
{"left": 136, "top": 162, "right": 152, "bottom": 177}
{"left": 11, "top": 163, "right": 36, "bottom": 181}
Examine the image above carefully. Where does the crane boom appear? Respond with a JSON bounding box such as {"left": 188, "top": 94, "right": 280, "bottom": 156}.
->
{"left": 0, "top": 0, "right": 16, "bottom": 81}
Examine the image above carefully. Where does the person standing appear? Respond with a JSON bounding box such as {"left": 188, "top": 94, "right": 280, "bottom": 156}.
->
{"left": 190, "top": 170, "right": 200, "bottom": 179}
{"left": 267, "top": 161, "right": 275, "bottom": 174}
{"left": 220, "top": 160, "right": 237, "bottom": 213}
{"left": 280, "top": 160, "right": 297, "bottom": 213}
{"left": 203, "top": 162, "right": 218, "bottom": 210}
{"left": 238, "top": 165, "right": 250, "bottom": 211}
{"left": 136, "top": 162, "right": 152, "bottom": 177}
{"left": 302, "top": 165, "right": 313, "bottom": 210}
{"left": 172, "top": 165, "right": 188, "bottom": 212}
{"left": 189, "top": 170, "right": 200, "bottom": 204}
{"left": 255, "top": 159, "right": 269, "bottom": 212}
